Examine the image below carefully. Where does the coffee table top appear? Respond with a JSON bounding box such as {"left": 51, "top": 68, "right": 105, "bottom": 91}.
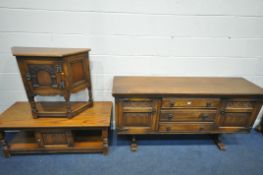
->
{"left": 0, "top": 102, "right": 112, "bottom": 129}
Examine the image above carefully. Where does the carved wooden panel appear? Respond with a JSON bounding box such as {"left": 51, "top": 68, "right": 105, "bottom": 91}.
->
{"left": 117, "top": 98, "right": 160, "bottom": 133}
{"left": 42, "top": 132, "right": 68, "bottom": 145}
{"left": 123, "top": 112, "right": 151, "bottom": 127}
{"left": 122, "top": 100, "right": 153, "bottom": 108}
{"left": 220, "top": 112, "right": 251, "bottom": 127}
{"left": 35, "top": 130, "right": 74, "bottom": 148}
{"left": 225, "top": 101, "right": 255, "bottom": 110}
{"left": 27, "top": 64, "right": 58, "bottom": 88}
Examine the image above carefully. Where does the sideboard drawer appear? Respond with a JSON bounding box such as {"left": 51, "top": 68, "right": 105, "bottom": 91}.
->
{"left": 162, "top": 98, "right": 220, "bottom": 108}
{"left": 159, "top": 123, "right": 214, "bottom": 132}
{"left": 160, "top": 110, "right": 217, "bottom": 123}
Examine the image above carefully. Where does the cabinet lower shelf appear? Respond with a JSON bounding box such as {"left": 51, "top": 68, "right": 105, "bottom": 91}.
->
{"left": 34, "top": 101, "right": 93, "bottom": 118}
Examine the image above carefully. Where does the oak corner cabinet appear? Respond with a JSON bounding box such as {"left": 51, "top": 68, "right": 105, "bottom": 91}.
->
{"left": 12, "top": 47, "right": 93, "bottom": 119}
{"left": 0, "top": 102, "right": 112, "bottom": 157}
{"left": 112, "top": 76, "right": 263, "bottom": 151}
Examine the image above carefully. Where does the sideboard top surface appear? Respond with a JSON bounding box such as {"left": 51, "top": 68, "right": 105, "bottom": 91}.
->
{"left": 12, "top": 47, "right": 91, "bottom": 57}
{"left": 112, "top": 76, "right": 263, "bottom": 96}
{"left": 0, "top": 102, "right": 112, "bottom": 129}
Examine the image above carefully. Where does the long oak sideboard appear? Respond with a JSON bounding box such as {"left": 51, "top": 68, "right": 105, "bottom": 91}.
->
{"left": 112, "top": 77, "right": 263, "bottom": 151}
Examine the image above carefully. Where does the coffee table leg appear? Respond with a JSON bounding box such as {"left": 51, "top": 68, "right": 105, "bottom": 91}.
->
{"left": 102, "top": 128, "right": 109, "bottom": 155}
{"left": 0, "top": 132, "right": 11, "bottom": 158}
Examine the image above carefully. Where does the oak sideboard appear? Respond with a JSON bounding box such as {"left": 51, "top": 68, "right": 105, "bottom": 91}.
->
{"left": 112, "top": 76, "right": 263, "bottom": 151}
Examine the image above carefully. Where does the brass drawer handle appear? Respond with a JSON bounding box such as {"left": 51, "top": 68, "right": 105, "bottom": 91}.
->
{"left": 201, "top": 115, "right": 209, "bottom": 121}
{"left": 199, "top": 127, "right": 205, "bottom": 131}
{"left": 187, "top": 101, "right": 192, "bottom": 105}
{"left": 169, "top": 102, "right": 175, "bottom": 107}
{"left": 167, "top": 114, "right": 174, "bottom": 120}
{"left": 206, "top": 102, "right": 212, "bottom": 107}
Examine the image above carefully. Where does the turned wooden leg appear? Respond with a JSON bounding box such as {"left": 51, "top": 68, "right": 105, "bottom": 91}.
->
{"left": 0, "top": 132, "right": 10, "bottom": 158}
{"left": 131, "top": 135, "right": 137, "bottom": 152}
{"left": 87, "top": 87, "right": 94, "bottom": 105}
{"left": 0, "top": 132, "right": 4, "bottom": 146}
{"left": 28, "top": 95, "right": 38, "bottom": 119}
{"left": 213, "top": 134, "right": 225, "bottom": 151}
{"left": 64, "top": 93, "right": 72, "bottom": 119}
{"left": 256, "top": 119, "right": 263, "bottom": 133}
{"left": 102, "top": 128, "right": 109, "bottom": 155}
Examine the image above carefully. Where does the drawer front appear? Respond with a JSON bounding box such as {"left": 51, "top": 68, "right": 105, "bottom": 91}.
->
{"left": 159, "top": 123, "right": 214, "bottom": 133}
{"left": 160, "top": 110, "right": 217, "bottom": 123}
{"left": 162, "top": 98, "right": 220, "bottom": 108}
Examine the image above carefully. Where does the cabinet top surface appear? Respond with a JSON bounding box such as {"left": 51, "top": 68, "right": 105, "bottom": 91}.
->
{"left": 0, "top": 102, "right": 112, "bottom": 129}
{"left": 112, "top": 76, "right": 263, "bottom": 96}
{"left": 12, "top": 47, "right": 91, "bottom": 57}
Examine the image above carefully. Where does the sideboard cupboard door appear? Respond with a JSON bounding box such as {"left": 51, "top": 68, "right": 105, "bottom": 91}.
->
{"left": 218, "top": 99, "right": 262, "bottom": 132}
{"left": 116, "top": 98, "right": 160, "bottom": 134}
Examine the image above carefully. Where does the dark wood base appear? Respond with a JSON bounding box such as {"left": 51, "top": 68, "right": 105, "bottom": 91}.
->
{"left": 256, "top": 119, "right": 263, "bottom": 133}
{"left": 130, "top": 136, "right": 137, "bottom": 152}
{"left": 212, "top": 134, "right": 225, "bottom": 151}
{"left": 1, "top": 129, "right": 108, "bottom": 158}
{"left": 125, "top": 134, "right": 227, "bottom": 152}
{"left": 33, "top": 101, "right": 93, "bottom": 119}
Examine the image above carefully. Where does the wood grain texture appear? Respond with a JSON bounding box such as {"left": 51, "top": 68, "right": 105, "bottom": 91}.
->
{"left": 0, "top": 102, "right": 112, "bottom": 129}
{"left": 113, "top": 77, "right": 263, "bottom": 151}
{"left": 13, "top": 47, "right": 93, "bottom": 118}
{"left": 113, "top": 76, "right": 263, "bottom": 96}
{"left": 12, "top": 47, "right": 91, "bottom": 57}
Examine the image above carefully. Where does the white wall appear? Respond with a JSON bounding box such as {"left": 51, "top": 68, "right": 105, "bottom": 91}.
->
{"left": 0, "top": 0, "right": 263, "bottom": 126}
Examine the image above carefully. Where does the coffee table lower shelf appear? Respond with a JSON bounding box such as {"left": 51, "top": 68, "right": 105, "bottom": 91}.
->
{"left": 1, "top": 129, "right": 109, "bottom": 157}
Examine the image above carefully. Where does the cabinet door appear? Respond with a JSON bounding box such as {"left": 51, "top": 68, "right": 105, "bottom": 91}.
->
{"left": 22, "top": 59, "right": 63, "bottom": 95}
{"left": 218, "top": 99, "right": 261, "bottom": 132}
{"left": 67, "top": 53, "right": 91, "bottom": 92}
{"left": 116, "top": 98, "right": 160, "bottom": 134}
